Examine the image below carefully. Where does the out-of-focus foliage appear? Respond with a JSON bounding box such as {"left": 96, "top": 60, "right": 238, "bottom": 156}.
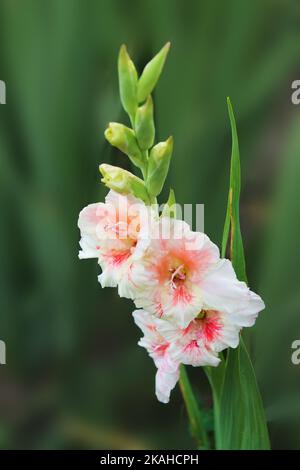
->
{"left": 0, "top": 0, "right": 299, "bottom": 449}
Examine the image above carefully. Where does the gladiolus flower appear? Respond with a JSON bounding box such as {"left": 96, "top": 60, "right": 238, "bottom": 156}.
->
{"left": 155, "top": 308, "right": 241, "bottom": 367}
{"left": 130, "top": 217, "right": 265, "bottom": 329}
{"left": 133, "top": 301, "right": 260, "bottom": 402}
{"left": 78, "top": 190, "right": 153, "bottom": 298}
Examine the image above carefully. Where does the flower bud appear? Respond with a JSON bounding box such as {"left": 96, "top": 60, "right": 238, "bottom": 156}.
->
{"left": 118, "top": 44, "right": 138, "bottom": 120}
{"left": 146, "top": 136, "right": 173, "bottom": 197}
{"left": 99, "top": 164, "right": 150, "bottom": 203}
{"left": 162, "top": 188, "right": 176, "bottom": 218}
{"left": 104, "top": 122, "right": 143, "bottom": 168}
{"left": 137, "top": 42, "right": 170, "bottom": 104}
{"left": 134, "top": 95, "right": 155, "bottom": 150}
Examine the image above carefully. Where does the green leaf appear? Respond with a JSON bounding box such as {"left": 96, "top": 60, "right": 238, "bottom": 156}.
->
{"left": 218, "top": 339, "right": 270, "bottom": 449}
{"left": 179, "top": 365, "right": 210, "bottom": 449}
{"left": 222, "top": 97, "right": 247, "bottom": 282}
{"left": 215, "top": 98, "right": 270, "bottom": 450}
{"left": 204, "top": 355, "right": 225, "bottom": 446}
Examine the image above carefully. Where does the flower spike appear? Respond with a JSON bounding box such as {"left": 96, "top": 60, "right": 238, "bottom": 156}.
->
{"left": 78, "top": 44, "right": 267, "bottom": 450}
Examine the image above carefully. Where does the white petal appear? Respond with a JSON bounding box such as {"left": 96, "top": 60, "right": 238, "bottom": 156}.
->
{"left": 132, "top": 309, "right": 160, "bottom": 339}
{"left": 169, "top": 340, "right": 220, "bottom": 367}
{"left": 201, "top": 259, "right": 265, "bottom": 326}
{"left": 78, "top": 234, "right": 100, "bottom": 259}
{"left": 117, "top": 275, "right": 135, "bottom": 299}
{"left": 78, "top": 202, "right": 104, "bottom": 234}
{"left": 163, "top": 283, "right": 203, "bottom": 328}
{"left": 152, "top": 317, "right": 181, "bottom": 343}
{"left": 155, "top": 357, "right": 180, "bottom": 404}
{"left": 212, "top": 316, "right": 241, "bottom": 352}
{"left": 98, "top": 273, "right": 117, "bottom": 288}
{"left": 133, "top": 310, "right": 168, "bottom": 366}
{"left": 98, "top": 264, "right": 119, "bottom": 288}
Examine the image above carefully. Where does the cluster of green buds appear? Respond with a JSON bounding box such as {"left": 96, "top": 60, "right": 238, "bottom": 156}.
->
{"left": 100, "top": 42, "right": 173, "bottom": 204}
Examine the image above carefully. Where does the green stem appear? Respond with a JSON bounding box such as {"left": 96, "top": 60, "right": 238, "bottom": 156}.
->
{"left": 204, "top": 356, "right": 225, "bottom": 449}
{"left": 129, "top": 112, "right": 135, "bottom": 129}
{"left": 179, "top": 365, "right": 210, "bottom": 449}
{"left": 140, "top": 150, "right": 148, "bottom": 180}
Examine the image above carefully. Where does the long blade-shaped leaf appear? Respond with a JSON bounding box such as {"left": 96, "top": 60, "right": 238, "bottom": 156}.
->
{"left": 205, "top": 357, "right": 225, "bottom": 446}
{"left": 179, "top": 366, "right": 210, "bottom": 449}
{"left": 222, "top": 98, "right": 247, "bottom": 282}
{"left": 219, "top": 338, "right": 270, "bottom": 449}
{"left": 216, "top": 98, "right": 270, "bottom": 449}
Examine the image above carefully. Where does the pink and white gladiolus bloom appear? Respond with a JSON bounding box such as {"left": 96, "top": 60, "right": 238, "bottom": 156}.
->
{"left": 133, "top": 309, "right": 180, "bottom": 403}
{"left": 78, "top": 190, "right": 154, "bottom": 298}
{"left": 133, "top": 301, "right": 258, "bottom": 403}
{"left": 79, "top": 196, "right": 265, "bottom": 403}
{"left": 130, "top": 217, "right": 265, "bottom": 329}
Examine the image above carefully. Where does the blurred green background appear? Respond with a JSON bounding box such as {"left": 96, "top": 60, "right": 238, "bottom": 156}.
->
{"left": 0, "top": 0, "right": 300, "bottom": 449}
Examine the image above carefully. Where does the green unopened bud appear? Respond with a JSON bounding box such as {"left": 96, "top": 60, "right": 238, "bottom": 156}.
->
{"left": 146, "top": 136, "right": 173, "bottom": 197}
{"left": 162, "top": 188, "right": 176, "bottom": 218}
{"left": 99, "top": 164, "right": 150, "bottom": 204}
{"left": 118, "top": 45, "right": 138, "bottom": 120}
{"left": 104, "top": 122, "right": 143, "bottom": 168}
{"left": 137, "top": 42, "right": 170, "bottom": 104}
{"left": 134, "top": 95, "right": 155, "bottom": 150}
